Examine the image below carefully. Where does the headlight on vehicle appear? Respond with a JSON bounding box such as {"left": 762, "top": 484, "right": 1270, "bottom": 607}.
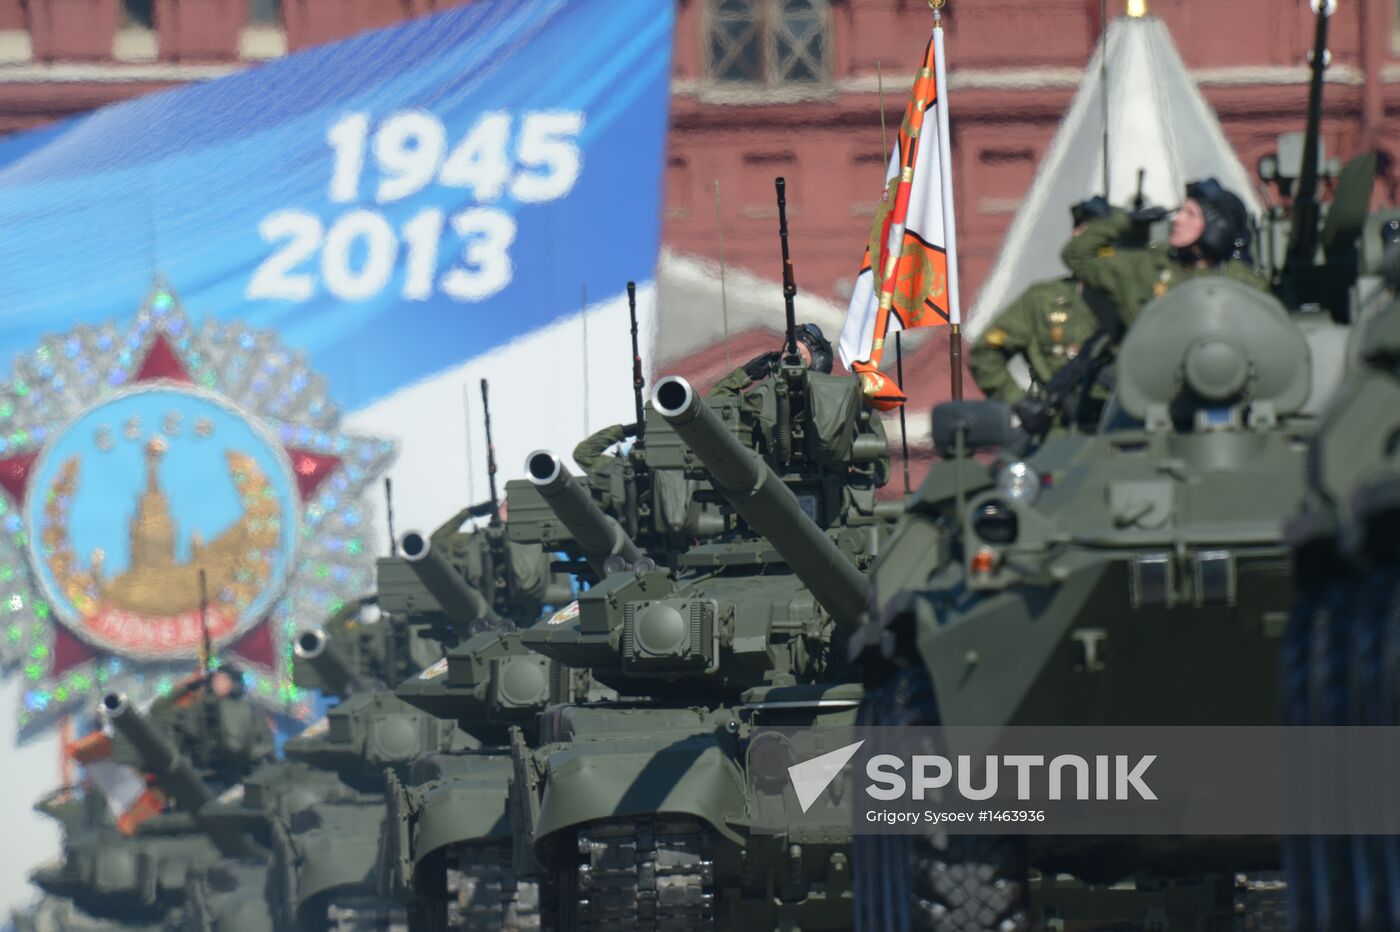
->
{"left": 971, "top": 500, "right": 1019, "bottom": 545}
{"left": 997, "top": 460, "right": 1041, "bottom": 507}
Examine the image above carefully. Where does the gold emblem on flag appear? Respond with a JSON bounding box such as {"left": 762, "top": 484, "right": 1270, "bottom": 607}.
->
{"left": 894, "top": 242, "right": 945, "bottom": 322}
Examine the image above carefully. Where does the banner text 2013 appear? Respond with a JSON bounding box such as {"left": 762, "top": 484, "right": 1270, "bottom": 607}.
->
{"left": 247, "top": 109, "right": 585, "bottom": 304}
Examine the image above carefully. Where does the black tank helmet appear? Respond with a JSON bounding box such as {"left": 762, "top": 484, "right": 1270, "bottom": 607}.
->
{"left": 795, "top": 323, "right": 834, "bottom": 374}
{"left": 1071, "top": 195, "right": 1113, "bottom": 227}
{"left": 1184, "top": 177, "right": 1251, "bottom": 262}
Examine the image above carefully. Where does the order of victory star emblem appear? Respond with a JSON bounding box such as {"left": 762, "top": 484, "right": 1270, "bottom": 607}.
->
{"left": 0, "top": 279, "right": 396, "bottom": 736}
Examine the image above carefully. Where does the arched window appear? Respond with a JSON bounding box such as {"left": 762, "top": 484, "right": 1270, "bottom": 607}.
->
{"left": 121, "top": 0, "right": 154, "bottom": 29}
{"left": 249, "top": 0, "right": 282, "bottom": 26}
{"left": 706, "top": 0, "right": 830, "bottom": 86}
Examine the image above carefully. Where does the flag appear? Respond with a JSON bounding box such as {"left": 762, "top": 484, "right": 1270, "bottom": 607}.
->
{"left": 839, "top": 37, "right": 955, "bottom": 409}
{"left": 67, "top": 730, "right": 165, "bottom": 833}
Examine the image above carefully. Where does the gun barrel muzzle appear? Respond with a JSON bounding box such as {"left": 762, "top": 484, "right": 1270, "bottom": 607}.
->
{"left": 294, "top": 629, "right": 366, "bottom": 698}
{"left": 399, "top": 530, "right": 498, "bottom": 627}
{"left": 526, "top": 450, "right": 641, "bottom": 574}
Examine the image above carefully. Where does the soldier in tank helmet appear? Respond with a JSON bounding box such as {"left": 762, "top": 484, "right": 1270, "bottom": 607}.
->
{"left": 970, "top": 196, "right": 1116, "bottom": 405}
{"left": 572, "top": 323, "right": 835, "bottom": 474}
{"left": 1061, "top": 177, "right": 1267, "bottom": 327}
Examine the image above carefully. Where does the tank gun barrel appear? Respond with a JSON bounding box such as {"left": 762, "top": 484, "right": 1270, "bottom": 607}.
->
{"left": 399, "top": 531, "right": 500, "bottom": 627}
{"left": 102, "top": 692, "right": 216, "bottom": 814}
{"left": 526, "top": 450, "right": 641, "bottom": 576}
{"left": 294, "top": 629, "right": 375, "bottom": 698}
{"left": 652, "top": 376, "right": 868, "bottom": 633}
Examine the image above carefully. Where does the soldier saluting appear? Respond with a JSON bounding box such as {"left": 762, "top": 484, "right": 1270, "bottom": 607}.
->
{"left": 970, "top": 196, "right": 1117, "bottom": 405}
{"left": 1061, "top": 177, "right": 1267, "bottom": 328}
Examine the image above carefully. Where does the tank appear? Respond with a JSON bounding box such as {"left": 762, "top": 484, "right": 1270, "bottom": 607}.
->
{"left": 373, "top": 402, "right": 740, "bottom": 931}
{"left": 184, "top": 621, "right": 471, "bottom": 932}
{"left": 504, "top": 361, "right": 895, "bottom": 930}
{"left": 26, "top": 685, "right": 270, "bottom": 930}
{"left": 848, "top": 274, "right": 1361, "bottom": 929}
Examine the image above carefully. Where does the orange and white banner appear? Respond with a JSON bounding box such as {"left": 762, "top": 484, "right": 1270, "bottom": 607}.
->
{"left": 839, "top": 32, "right": 961, "bottom": 408}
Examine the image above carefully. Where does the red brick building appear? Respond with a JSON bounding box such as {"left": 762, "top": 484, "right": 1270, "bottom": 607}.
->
{"left": 2, "top": 0, "right": 1395, "bottom": 289}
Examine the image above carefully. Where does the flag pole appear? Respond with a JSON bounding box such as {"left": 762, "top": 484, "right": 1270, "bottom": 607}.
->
{"left": 931, "top": 0, "right": 963, "bottom": 399}
{"left": 880, "top": 62, "right": 912, "bottom": 492}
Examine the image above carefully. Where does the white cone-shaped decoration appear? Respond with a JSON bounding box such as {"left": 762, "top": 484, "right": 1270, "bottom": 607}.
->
{"left": 967, "top": 14, "right": 1261, "bottom": 342}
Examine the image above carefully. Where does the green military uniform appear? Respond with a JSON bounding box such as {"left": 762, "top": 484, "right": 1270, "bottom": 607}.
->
{"left": 572, "top": 423, "right": 628, "bottom": 475}
{"left": 1062, "top": 212, "right": 1268, "bottom": 327}
{"left": 970, "top": 278, "right": 1100, "bottom": 403}
{"left": 573, "top": 368, "right": 753, "bottom": 476}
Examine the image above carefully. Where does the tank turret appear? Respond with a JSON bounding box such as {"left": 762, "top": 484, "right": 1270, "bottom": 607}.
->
{"left": 526, "top": 449, "right": 641, "bottom": 575}
{"left": 294, "top": 628, "right": 376, "bottom": 698}
{"left": 653, "top": 375, "right": 869, "bottom": 633}
{"left": 101, "top": 693, "right": 258, "bottom": 860}
{"left": 103, "top": 693, "right": 218, "bottom": 816}
{"left": 398, "top": 529, "right": 500, "bottom": 629}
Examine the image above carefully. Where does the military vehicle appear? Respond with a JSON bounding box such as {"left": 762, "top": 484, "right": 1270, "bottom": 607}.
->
{"left": 377, "top": 456, "right": 668, "bottom": 930}
{"left": 374, "top": 325, "right": 741, "bottom": 931}
{"left": 1279, "top": 244, "right": 1400, "bottom": 932}
{"left": 495, "top": 337, "right": 895, "bottom": 930}
{"left": 846, "top": 4, "right": 1395, "bottom": 926}
{"left": 183, "top": 613, "right": 474, "bottom": 932}
{"left": 17, "top": 672, "right": 273, "bottom": 932}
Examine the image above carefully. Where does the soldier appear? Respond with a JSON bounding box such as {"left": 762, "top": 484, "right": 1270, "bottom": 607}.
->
{"left": 571, "top": 323, "right": 835, "bottom": 474}
{"left": 1062, "top": 177, "right": 1267, "bottom": 327}
{"left": 970, "top": 196, "right": 1115, "bottom": 405}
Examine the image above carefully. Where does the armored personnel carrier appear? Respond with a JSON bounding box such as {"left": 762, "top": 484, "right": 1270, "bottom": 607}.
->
{"left": 847, "top": 2, "right": 1396, "bottom": 923}
{"left": 502, "top": 355, "right": 896, "bottom": 931}
{"left": 1280, "top": 245, "right": 1400, "bottom": 930}
{"left": 852, "top": 277, "right": 1341, "bottom": 929}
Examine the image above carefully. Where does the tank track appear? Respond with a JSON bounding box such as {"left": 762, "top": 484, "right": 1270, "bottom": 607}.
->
{"left": 856, "top": 665, "right": 1029, "bottom": 932}
{"left": 565, "top": 817, "right": 716, "bottom": 931}
{"left": 326, "top": 895, "right": 409, "bottom": 932}
{"left": 1233, "top": 872, "right": 1288, "bottom": 931}
{"left": 444, "top": 841, "right": 540, "bottom": 931}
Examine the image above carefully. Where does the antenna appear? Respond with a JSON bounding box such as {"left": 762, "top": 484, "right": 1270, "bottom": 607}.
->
{"left": 1286, "top": 0, "right": 1333, "bottom": 284}
{"left": 1099, "top": 0, "right": 1110, "bottom": 201}
{"left": 774, "top": 177, "right": 799, "bottom": 362}
{"left": 197, "top": 568, "right": 211, "bottom": 678}
{"left": 896, "top": 332, "right": 911, "bottom": 494}
{"left": 714, "top": 180, "right": 732, "bottom": 370}
{"left": 627, "top": 281, "right": 646, "bottom": 440}
{"left": 580, "top": 284, "right": 590, "bottom": 435}
{"left": 384, "top": 478, "right": 398, "bottom": 556}
{"left": 480, "top": 378, "right": 500, "bottom": 526}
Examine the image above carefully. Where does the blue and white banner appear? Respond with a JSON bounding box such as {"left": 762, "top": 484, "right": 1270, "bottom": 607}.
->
{"left": 0, "top": 0, "right": 672, "bottom": 746}
{"left": 0, "top": 0, "right": 674, "bottom": 551}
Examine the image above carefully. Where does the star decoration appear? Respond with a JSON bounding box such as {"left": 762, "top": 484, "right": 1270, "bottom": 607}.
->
{"left": 0, "top": 277, "right": 396, "bottom": 738}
